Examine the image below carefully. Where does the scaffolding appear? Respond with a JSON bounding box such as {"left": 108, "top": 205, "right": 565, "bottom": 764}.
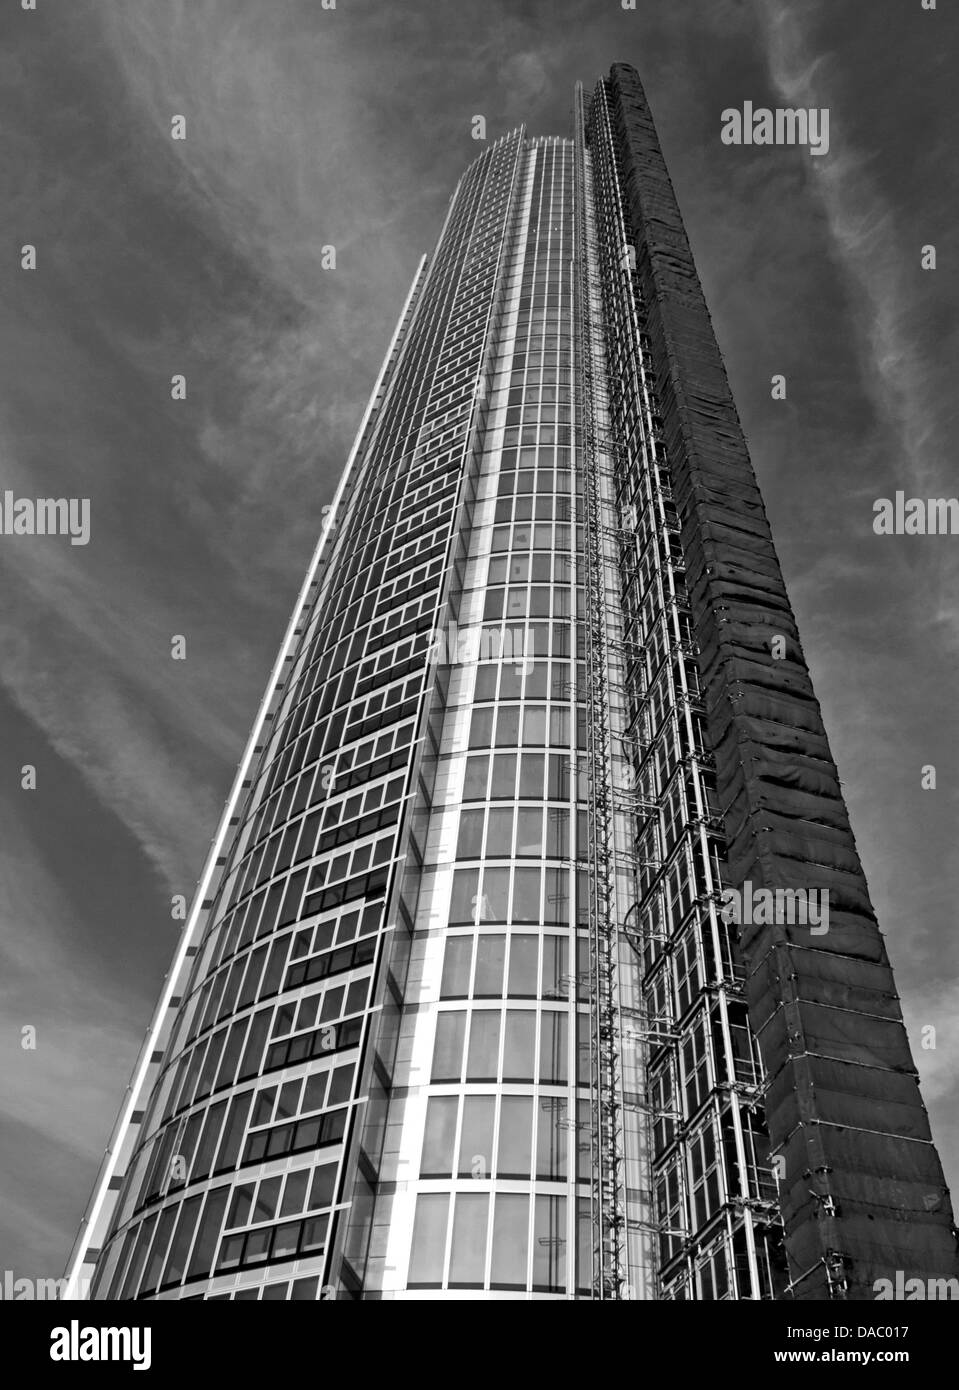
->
{"left": 574, "top": 81, "right": 625, "bottom": 1301}
{"left": 575, "top": 77, "right": 785, "bottom": 1302}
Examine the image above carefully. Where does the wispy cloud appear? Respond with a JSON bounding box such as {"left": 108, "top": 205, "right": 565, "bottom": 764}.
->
{"left": 0, "top": 809, "right": 146, "bottom": 1278}
{"left": 755, "top": 0, "right": 959, "bottom": 649}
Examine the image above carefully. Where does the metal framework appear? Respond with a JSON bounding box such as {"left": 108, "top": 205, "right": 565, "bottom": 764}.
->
{"left": 576, "top": 76, "right": 785, "bottom": 1301}
{"left": 574, "top": 81, "right": 625, "bottom": 1301}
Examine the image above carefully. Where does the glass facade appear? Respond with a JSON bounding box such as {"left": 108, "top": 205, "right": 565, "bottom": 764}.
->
{"left": 67, "top": 69, "right": 951, "bottom": 1303}
{"left": 65, "top": 105, "right": 782, "bottom": 1303}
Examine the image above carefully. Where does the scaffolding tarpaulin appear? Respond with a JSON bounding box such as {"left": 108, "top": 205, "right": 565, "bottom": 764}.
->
{"left": 608, "top": 63, "right": 958, "bottom": 1300}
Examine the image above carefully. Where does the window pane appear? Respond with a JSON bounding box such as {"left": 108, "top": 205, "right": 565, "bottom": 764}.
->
{"left": 432, "top": 1012, "right": 466, "bottom": 1082}
{"left": 533, "top": 1195, "right": 567, "bottom": 1292}
{"left": 227, "top": 1184, "right": 254, "bottom": 1230}
{"left": 463, "top": 755, "right": 489, "bottom": 800}
{"left": 502, "top": 1010, "right": 536, "bottom": 1081}
{"left": 458, "top": 1096, "right": 495, "bottom": 1179}
{"left": 469, "top": 708, "right": 494, "bottom": 749}
{"left": 191, "top": 1101, "right": 227, "bottom": 1181}
{"left": 516, "top": 807, "right": 543, "bottom": 856}
{"left": 512, "top": 867, "right": 541, "bottom": 923}
{"left": 480, "top": 868, "right": 509, "bottom": 921}
{"left": 549, "top": 706, "right": 570, "bottom": 745}
{"left": 449, "top": 868, "right": 480, "bottom": 925}
{"left": 544, "top": 867, "right": 569, "bottom": 925}
{"left": 547, "top": 754, "right": 568, "bottom": 800}
{"left": 421, "top": 1097, "right": 458, "bottom": 1177}
{"left": 309, "top": 1164, "right": 337, "bottom": 1210}
{"left": 541, "top": 936, "right": 568, "bottom": 999}
{"left": 327, "top": 1064, "right": 353, "bottom": 1105}
{"left": 466, "top": 1010, "right": 501, "bottom": 1080}
{"left": 160, "top": 1195, "right": 202, "bottom": 1287}
{"left": 576, "top": 1197, "right": 591, "bottom": 1293}
{"left": 536, "top": 1099, "right": 568, "bottom": 1179}
{"left": 523, "top": 660, "right": 548, "bottom": 698}
{"left": 280, "top": 1169, "right": 309, "bottom": 1218}
{"left": 491, "top": 1194, "right": 529, "bottom": 1289}
{"left": 486, "top": 808, "right": 513, "bottom": 857}
{"left": 449, "top": 1194, "right": 489, "bottom": 1286}
{"left": 498, "top": 663, "right": 524, "bottom": 699}
{"left": 520, "top": 705, "right": 545, "bottom": 746}
{"left": 495, "top": 706, "right": 521, "bottom": 748}
{"left": 490, "top": 753, "right": 517, "bottom": 797}
{"left": 545, "top": 808, "right": 569, "bottom": 859}
{"left": 440, "top": 936, "right": 473, "bottom": 998}
{"left": 540, "top": 1011, "right": 568, "bottom": 1084}
{"left": 497, "top": 1096, "right": 533, "bottom": 1177}
{"left": 253, "top": 1176, "right": 281, "bottom": 1222}
{"left": 119, "top": 1215, "right": 157, "bottom": 1299}
{"left": 519, "top": 753, "right": 545, "bottom": 798}
{"left": 408, "top": 1193, "right": 449, "bottom": 1286}
{"left": 456, "top": 809, "right": 485, "bottom": 858}
{"left": 140, "top": 1204, "right": 177, "bottom": 1295}
{"left": 273, "top": 1222, "right": 300, "bottom": 1259}
{"left": 473, "top": 936, "right": 506, "bottom": 996}
{"left": 507, "top": 935, "right": 539, "bottom": 996}
{"left": 186, "top": 1187, "right": 230, "bottom": 1281}
{"left": 474, "top": 665, "right": 498, "bottom": 700}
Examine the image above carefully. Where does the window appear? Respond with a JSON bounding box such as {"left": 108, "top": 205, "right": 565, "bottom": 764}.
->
{"left": 497, "top": 1095, "right": 533, "bottom": 1178}
{"left": 541, "top": 936, "right": 568, "bottom": 998}
{"left": 512, "top": 867, "right": 541, "bottom": 922}
{"left": 481, "top": 868, "right": 509, "bottom": 921}
{"left": 160, "top": 1195, "right": 202, "bottom": 1288}
{"left": 456, "top": 809, "right": 484, "bottom": 858}
{"left": 507, "top": 935, "right": 538, "bottom": 996}
{"left": 486, "top": 808, "right": 513, "bottom": 857}
{"left": 253, "top": 1176, "right": 281, "bottom": 1223}
{"left": 532, "top": 1195, "right": 566, "bottom": 1292}
{"left": 516, "top": 807, "right": 543, "bottom": 856}
{"left": 140, "top": 1204, "right": 177, "bottom": 1295}
{"left": 408, "top": 1193, "right": 449, "bottom": 1287}
{"left": 421, "top": 1097, "right": 457, "bottom": 1177}
{"left": 309, "top": 1163, "right": 337, "bottom": 1210}
{"left": 432, "top": 1012, "right": 466, "bottom": 1082}
{"left": 440, "top": 936, "right": 473, "bottom": 998}
{"left": 186, "top": 1187, "right": 230, "bottom": 1282}
{"left": 689, "top": 1120, "right": 722, "bottom": 1231}
{"left": 449, "top": 1194, "right": 489, "bottom": 1287}
{"left": 539, "top": 1011, "right": 568, "bottom": 1084}
{"left": 474, "top": 936, "right": 506, "bottom": 996}
{"left": 536, "top": 1099, "right": 567, "bottom": 1179}
{"left": 502, "top": 1010, "right": 535, "bottom": 1081}
{"left": 491, "top": 1194, "right": 528, "bottom": 1289}
{"left": 466, "top": 1011, "right": 500, "bottom": 1080}
{"left": 449, "top": 868, "right": 479, "bottom": 925}
{"left": 458, "top": 1096, "right": 495, "bottom": 1178}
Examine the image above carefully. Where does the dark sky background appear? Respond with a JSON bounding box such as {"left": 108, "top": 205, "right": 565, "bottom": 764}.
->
{"left": 1, "top": 0, "right": 957, "bottom": 1282}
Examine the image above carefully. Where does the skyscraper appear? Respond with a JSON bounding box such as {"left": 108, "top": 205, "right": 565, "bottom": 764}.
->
{"left": 64, "top": 64, "right": 956, "bottom": 1302}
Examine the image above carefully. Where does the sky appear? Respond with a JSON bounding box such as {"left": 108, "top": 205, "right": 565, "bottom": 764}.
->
{"left": 1, "top": 0, "right": 957, "bottom": 1283}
